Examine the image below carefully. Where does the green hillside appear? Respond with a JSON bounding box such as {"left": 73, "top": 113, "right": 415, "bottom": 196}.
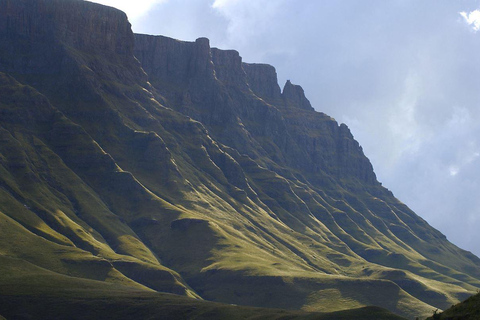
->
{"left": 427, "top": 292, "right": 480, "bottom": 320}
{"left": 0, "top": 255, "right": 405, "bottom": 319}
{"left": 0, "top": 0, "right": 478, "bottom": 319}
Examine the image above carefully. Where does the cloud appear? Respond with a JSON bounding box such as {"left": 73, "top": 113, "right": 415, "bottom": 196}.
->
{"left": 88, "top": 0, "right": 168, "bottom": 22}
{"left": 387, "top": 71, "right": 422, "bottom": 158}
{"left": 209, "top": 0, "right": 290, "bottom": 52}
{"left": 460, "top": 10, "right": 480, "bottom": 32}
{"left": 212, "top": 0, "right": 236, "bottom": 9}
{"left": 449, "top": 165, "right": 459, "bottom": 176}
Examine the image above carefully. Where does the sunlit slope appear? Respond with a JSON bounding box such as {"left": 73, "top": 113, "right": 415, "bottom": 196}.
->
{"left": 0, "top": 1, "right": 479, "bottom": 319}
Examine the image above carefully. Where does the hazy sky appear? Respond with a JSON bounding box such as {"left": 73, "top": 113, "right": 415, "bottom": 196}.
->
{"left": 91, "top": 0, "right": 480, "bottom": 257}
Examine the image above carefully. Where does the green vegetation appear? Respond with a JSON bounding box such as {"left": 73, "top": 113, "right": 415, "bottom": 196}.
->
{"left": 0, "top": 1, "right": 479, "bottom": 319}
{"left": 426, "top": 292, "right": 480, "bottom": 320}
{"left": 0, "top": 256, "right": 405, "bottom": 320}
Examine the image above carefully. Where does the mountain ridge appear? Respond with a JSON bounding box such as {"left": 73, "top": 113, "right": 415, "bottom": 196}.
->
{"left": 0, "top": 1, "right": 479, "bottom": 319}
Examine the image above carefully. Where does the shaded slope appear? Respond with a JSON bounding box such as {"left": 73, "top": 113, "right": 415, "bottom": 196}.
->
{"left": 427, "top": 292, "right": 480, "bottom": 320}
{"left": 0, "top": 1, "right": 478, "bottom": 319}
{"left": 0, "top": 71, "right": 198, "bottom": 297}
{"left": 0, "top": 255, "right": 407, "bottom": 320}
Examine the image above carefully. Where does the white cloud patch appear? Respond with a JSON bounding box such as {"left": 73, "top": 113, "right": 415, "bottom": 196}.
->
{"left": 388, "top": 72, "right": 422, "bottom": 156}
{"left": 449, "top": 165, "right": 459, "bottom": 176}
{"left": 212, "top": 0, "right": 237, "bottom": 9}
{"left": 88, "top": 0, "right": 168, "bottom": 22}
{"left": 208, "top": 0, "right": 295, "bottom": 63}
{"left": 460, "top": 10, "right": 480, "bottom": 32}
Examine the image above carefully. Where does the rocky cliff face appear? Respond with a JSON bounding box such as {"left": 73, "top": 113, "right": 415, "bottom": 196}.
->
{"left": 0, "top": 0, "right": 137, "bottom": 73}
{"left": 243, "top": 62, "right": 283, "bottom": 102}
{"left": 282, "top": 79, "right": 314, "bottom": 110}
{"left": 0, "top": 1, "right": 479, "bottom": 319}
{"left": 0, "top": 0, "right": 133, "bottom": 52}
{"left": 135, "top": 34, "right": 378, "bottom": 185}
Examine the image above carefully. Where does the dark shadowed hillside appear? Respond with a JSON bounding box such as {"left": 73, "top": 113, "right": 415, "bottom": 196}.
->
{"left": 427, "top": 292, "right": 480, "bottom": 320}
{"left": 0, "top": 0, "right": 479, "bottom": 319}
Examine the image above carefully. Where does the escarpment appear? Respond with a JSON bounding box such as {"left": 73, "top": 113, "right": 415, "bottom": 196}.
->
{"left": 243, "top": 62, "right": 283, "bottom": 102}
{"left": 134, "top": 34, "right": 379, "bottom": 185}
{"left": 0, "top": 1, "right": 479, "bottom": 319}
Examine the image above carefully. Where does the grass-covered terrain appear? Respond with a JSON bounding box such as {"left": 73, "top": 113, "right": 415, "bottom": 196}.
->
{"left": 0, "top": 293, "right": 406, "bottom": 320}
{"left": 0, "top": 256, "right": 407, "bottom": 320}
{"left": 0, "top": 1, "right": 479, "bottom": 319}
{"left": 426, "top": 292, "right": 480, "bottom": 320}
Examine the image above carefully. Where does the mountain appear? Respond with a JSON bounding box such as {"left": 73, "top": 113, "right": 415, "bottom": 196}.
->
{"left": 0, "top": 0, "right": 479, "bottom": 319}
{"left": 427, "top": 292, "right": 480, "bottom": 320}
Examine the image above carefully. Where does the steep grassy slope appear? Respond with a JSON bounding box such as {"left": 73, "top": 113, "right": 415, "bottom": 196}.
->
{"left": 0, "top": 1, "right": 478, "bottom": 319}
{"left": 0, "top": 71, "right": 200, "bottom": 297}
{"left": 426, "top": 292, "right": 480, "bottom": 320}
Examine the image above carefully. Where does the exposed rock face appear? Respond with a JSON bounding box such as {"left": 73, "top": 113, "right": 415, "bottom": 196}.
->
{"left": 211, "top": 48, "right": 249, "bottom": 91}
{"left": 0, "top": 0, "right": 133, "bottom": 53}
{"left": 0, "top": 1, "right": 479, "bottom": 320}
{"left": 282, "top": 79, "right": 314, "bottom": 110}
{"left": 0, "top": 0, "right": 137, "bottom": 75}
{"left": 243, "top": 63, "right": 282, "bottom": 102}
{"left": 135, "top": 34, "right": 377, "bottom": 185}
{"left": 134, "top": 34, "right": 214, "bottom": 88}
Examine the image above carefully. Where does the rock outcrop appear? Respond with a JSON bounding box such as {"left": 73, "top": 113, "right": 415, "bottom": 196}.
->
{"left": 0, "top": 0, "right": 138, "bottom": 73}
{"left": 243, "top": 63, "right": 282, "bottom": 102}
{"left": 282, "top": 79, "right": 314, "bottom": 110}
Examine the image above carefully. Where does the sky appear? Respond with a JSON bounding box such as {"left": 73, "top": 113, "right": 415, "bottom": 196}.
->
{"left": 90, "top": 0, "right": 480, "bottom": 257}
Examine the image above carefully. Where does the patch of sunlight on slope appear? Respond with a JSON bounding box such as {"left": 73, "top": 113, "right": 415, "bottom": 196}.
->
{"left": 0, "top": 187, "right": 74, "bottom": 247}
{"left": 0, "top": 255, "right": 151, "bottom": 295}
{"left": 53, "top": 209, "right": 118, "bottom": 257}
{"left": 298, "top": 275, "right": 435, "bottom": 318}
{"left": 0, "top": 210, "right": 149, "bottom": 290}
{"left": 174, "top": 181, "right": 352, "bottom": 275}
{"left": 304, "top": 288, "right": 362, "bottom": 312}
{"left": 360, "top": 266, "right": 475, "bottom": 312}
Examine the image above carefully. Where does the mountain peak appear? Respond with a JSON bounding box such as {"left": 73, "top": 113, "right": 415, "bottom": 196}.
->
{"left": 195, "top": 37, "right": 210, "bottom": 46}
{"left": 282, "top": 79, "right": 314, "bottom": 110}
